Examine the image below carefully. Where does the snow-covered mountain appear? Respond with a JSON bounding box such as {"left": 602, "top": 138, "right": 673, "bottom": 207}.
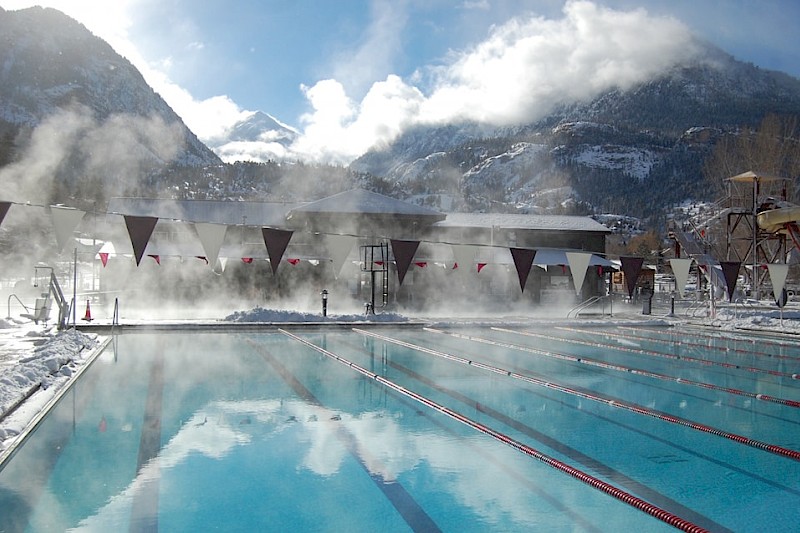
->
{"left": 207, "top": 111, "right": 299, "bottom": 163}
{"left": 0, "top": 6, "right": 221, "bottom": 205}
{"left": 349, "top": 48, "right": 800, "bottom": 224}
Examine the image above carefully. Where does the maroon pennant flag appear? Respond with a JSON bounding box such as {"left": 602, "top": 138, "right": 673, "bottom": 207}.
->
{"left": 99, "top": 252, "right": 109, "bottom": 267}
{"left": 124, "top": 215, "right": 158, "bottom": 266}
{"left": 390, "top": 239, "right": 420, "bottom": 285}
{"left": 287, "top": 258, "right": 300, "bottom": 265}
{"left": 0, "top": 202, "right": 10, "bottom": 227}
{"left": 148, "top": 254, "right": 161, "bottom": 265}
{"left": 510, "top": 248, "right": 536, "bottom": 293}
{"left": 720, "top": 261, "right": 741, "bottom": 302}
{"left": 262, "top": 228, "right": 293, "bottom": 275}
{"left": 241, "top": 257, "right": 253, "bottom": 264}
{"left": 196, "top": 256, "right": 209, "bottom": 265}
{"left": 414, "top": 262, "right": 427, "bottom": 268}
{"left": 477, "top": 263, "right": 487, "bottom": 273}
{"left": 620, "top": 256, "right": 645, "bottom": 298}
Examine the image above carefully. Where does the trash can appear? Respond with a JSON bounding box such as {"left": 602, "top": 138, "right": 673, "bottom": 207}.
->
{"left": 642, "top": 291, "right": 653, "bottom": 315}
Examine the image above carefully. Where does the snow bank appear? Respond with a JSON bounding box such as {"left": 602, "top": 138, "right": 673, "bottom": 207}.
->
{"left": 225, "top": 307, "right": 409, "bottom": 323}
{"left": 0, "top": 329, "right": 101, "bottom": 448}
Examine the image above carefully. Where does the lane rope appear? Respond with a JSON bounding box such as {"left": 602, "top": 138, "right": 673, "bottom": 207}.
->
{"left": 481, "top": 327, "right": 800, "bottom": 409}
{"left": 362, "top": 327, "right": 800, "bottom": 462}
{"left": 279, "top": 328, "right": 709, "bottom": 533}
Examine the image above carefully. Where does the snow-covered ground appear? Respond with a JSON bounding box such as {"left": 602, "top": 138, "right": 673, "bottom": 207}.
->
{"left": 2, "top": 303, "right": 800, "bottom": 459}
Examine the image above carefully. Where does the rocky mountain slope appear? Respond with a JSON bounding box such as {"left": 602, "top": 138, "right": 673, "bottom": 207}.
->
{"left": 349, "top": 50, "right": 800, "bottom": 227}
{"left": 0, "top": 6, "right": 221, "bottom": 206}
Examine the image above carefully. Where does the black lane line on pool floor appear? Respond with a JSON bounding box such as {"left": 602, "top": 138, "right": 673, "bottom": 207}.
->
{"left": 619, "top": 325, "right": 800, "bottom": 363}
{"left": 445, "top": 326, "right": 800, "bottom": 411}
{"left": 402, "top": 328, "right": 800, "bottom": 462}
{"left": 376, "top": 331, "right": 800, "bottom": 501}
{"left": 247, "top": 340, "right": 441, "bottom": 533}
{"left": 555, "top": 325, "right": 800, "bottom": 386}
{"left": 413, "top": 329, "right": 800, "bottom": 429}
{"left": 330, "top": 334, "right": 606, "bottom": 533}
{"left": 129, "top": 350, "right": 164, "bottom": 533}
{"left": 280, "top": 330, "right": 711, "bottom": 533}
{"left": 505, "top": 326, "right": 800, "bottom": 386}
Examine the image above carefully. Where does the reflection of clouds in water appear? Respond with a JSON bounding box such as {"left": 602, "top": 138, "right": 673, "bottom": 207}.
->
{"left": 73, "top": 400, "right": 275, "bottom": 530}
{"left": 74, "top": 394, "right": 562, "bottom": 530}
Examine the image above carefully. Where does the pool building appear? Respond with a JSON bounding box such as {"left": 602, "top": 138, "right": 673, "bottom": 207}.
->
{"left": 101, "top": 189, "right": 613, "bottom": 313}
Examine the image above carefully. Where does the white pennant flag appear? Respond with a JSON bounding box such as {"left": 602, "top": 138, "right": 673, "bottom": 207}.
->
{"left": 195, "top": 223, "right": 228, "bottom": 268}
{"left": 566, "top": 252, "right": 592, "bottom": 296}
{"left": 767, "top": 263, "right": 790, "bottom": 301}
{"left": 212, "top": 257, "right": 228, "bottom": 275}
{"left": 50, "top": 206, "right": 86, "bottom": 252}
{"left": 670, "top": 258, "right": 694, "bottom": 298}
{"left": 326, "top": 234, "right": 356, "bottom": 278}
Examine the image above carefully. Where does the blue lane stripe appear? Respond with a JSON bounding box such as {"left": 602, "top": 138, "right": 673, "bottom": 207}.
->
{"left": 129, "top": 350, "right": 164, "bottom": 533}
{"left": 252, "top": 341, "right": 441, "bottom": 533}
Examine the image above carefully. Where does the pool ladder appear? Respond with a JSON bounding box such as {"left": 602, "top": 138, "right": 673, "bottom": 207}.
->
{"left": 567, "top": 295, "right": 612, "bottom": 318}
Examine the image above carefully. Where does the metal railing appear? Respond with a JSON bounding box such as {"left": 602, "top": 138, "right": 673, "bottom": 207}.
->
{"left": 567, "top": 294, "right": 612, "bottom": 318}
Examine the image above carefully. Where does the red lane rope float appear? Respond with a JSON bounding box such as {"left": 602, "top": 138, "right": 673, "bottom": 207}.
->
{"left": 618, "top": 325, "right": 800, "bottom": 363}
{"left": 461, "top": 327, "right": 800, "bottom": 409}
{"left": 493, "top": 326, "right": 800, "bottom": 396}
{"left": 359, "top": 328, "right": 800, "bottom": 463}
{"left": 279, "top": 328, "right": 709, "bottom": 533}
{"left": 557, "top": 325, "right": 800, "bottom": 368}
{"left": 510, "top": 326, "right": 800, "bottom": 381}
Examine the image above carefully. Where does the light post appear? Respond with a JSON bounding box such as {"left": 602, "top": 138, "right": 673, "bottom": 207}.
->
{"left": 321, "top": 289, "right": 328, "bottom": 317}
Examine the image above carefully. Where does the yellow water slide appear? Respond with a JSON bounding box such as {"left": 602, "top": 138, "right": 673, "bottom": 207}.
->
{"left": 756, "top": 205, "right": 800, "bottom": 234}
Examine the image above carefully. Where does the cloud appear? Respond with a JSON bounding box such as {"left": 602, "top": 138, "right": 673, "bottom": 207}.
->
{"left": 291, "top": 0, "right": 699, "bottom": 163}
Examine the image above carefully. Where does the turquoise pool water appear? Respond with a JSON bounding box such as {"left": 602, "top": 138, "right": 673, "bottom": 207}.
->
{"left": 1, "top": 325, "right": 799, "bottom": 531}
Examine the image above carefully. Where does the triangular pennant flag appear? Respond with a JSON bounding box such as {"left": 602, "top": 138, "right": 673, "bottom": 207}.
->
{"left": 148, "top": 254, "right": 161, "bottom": 265}
{"left": 390, "top": 239, "right": 420, "bottom": 286}
{"left": 196, "top": 256, "right": 209, "bottom": 265}
{"left": 566, "top": 252, "right": 592, "bottom": 296}
{"left": 0, "top": 202, "right": 10, "bottom": 227}
{"left": 477, "top": 262, "right": 487, "bottom": 273}
{"left": 720, "top": 261, "right": 741, "bottom": 302}
{"left": 99, "top": 252, "right": 109, "bottom": 267}
{"left": 620, "top": 256, "right": 645, "bottom": 298}
{"left": 242, "top": 257, "right": 253, "bottom": 264}
{"left": 566, "top": 252, "right": 592, "bottom": 295}
{"left": 451, "top": 245, "right": 476, "bottom": 275}
{"left": 669, "top": 258, "right": 693, "bottom": 298}
{"left": 124, "top": 215, "right": 158, "bottom": 266}
{"left": 287, "top": 258, "right": 300, "bottom": 265}
{"left": 767, "top": 263, "right": 790, "bottom": 306}
{"left": 414, "top": 262, "right": 427, "bottom": 268}
{"left": 262, "top": 228, "right": 293, "bottom": 275}
{"left": 195, "top": 223, "right": 228, "bottom": 269}
{"left": 325, "top": 234, "right": 356, "bottom": 279}
{"left": 50, "top": 205, "right": 86, "bottom": 253}
{"left": 510, "top": 248, "right": 536, "bottom": 293}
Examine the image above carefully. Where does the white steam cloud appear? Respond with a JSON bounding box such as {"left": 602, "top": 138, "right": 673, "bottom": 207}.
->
{"left": 287, "top": 1, "right": 699, "bottom": 164}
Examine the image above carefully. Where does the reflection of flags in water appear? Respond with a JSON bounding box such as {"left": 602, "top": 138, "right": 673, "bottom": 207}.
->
{"left": 99, "top": 416, "right": 107, "bottom": 432}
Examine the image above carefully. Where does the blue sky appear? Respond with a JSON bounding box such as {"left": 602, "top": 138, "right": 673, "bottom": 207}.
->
{"left": 2, "top": 0, "right": 799, "bottom": 163}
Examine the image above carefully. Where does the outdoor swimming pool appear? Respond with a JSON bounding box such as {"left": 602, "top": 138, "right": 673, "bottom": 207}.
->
{"left": 1, "top": 324, "right": 799, "bottom": 531}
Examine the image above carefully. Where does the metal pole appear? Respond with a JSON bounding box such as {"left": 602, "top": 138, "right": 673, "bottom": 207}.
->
{"left": 73, "top": 247, "right": 78, "bottom": 328}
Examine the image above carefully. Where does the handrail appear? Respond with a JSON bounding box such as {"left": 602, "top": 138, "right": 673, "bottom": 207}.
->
{"left": 6, "top": 294, "right": 31, "bottom": 318}
{"left": 48, "top": 272, "right": 69, "bottom": 330}
{"left": 112, "top": 298, "right": 120, "bottom": 328}
{"left": 566, "top": 294, "right": 610, "bottom": 318}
